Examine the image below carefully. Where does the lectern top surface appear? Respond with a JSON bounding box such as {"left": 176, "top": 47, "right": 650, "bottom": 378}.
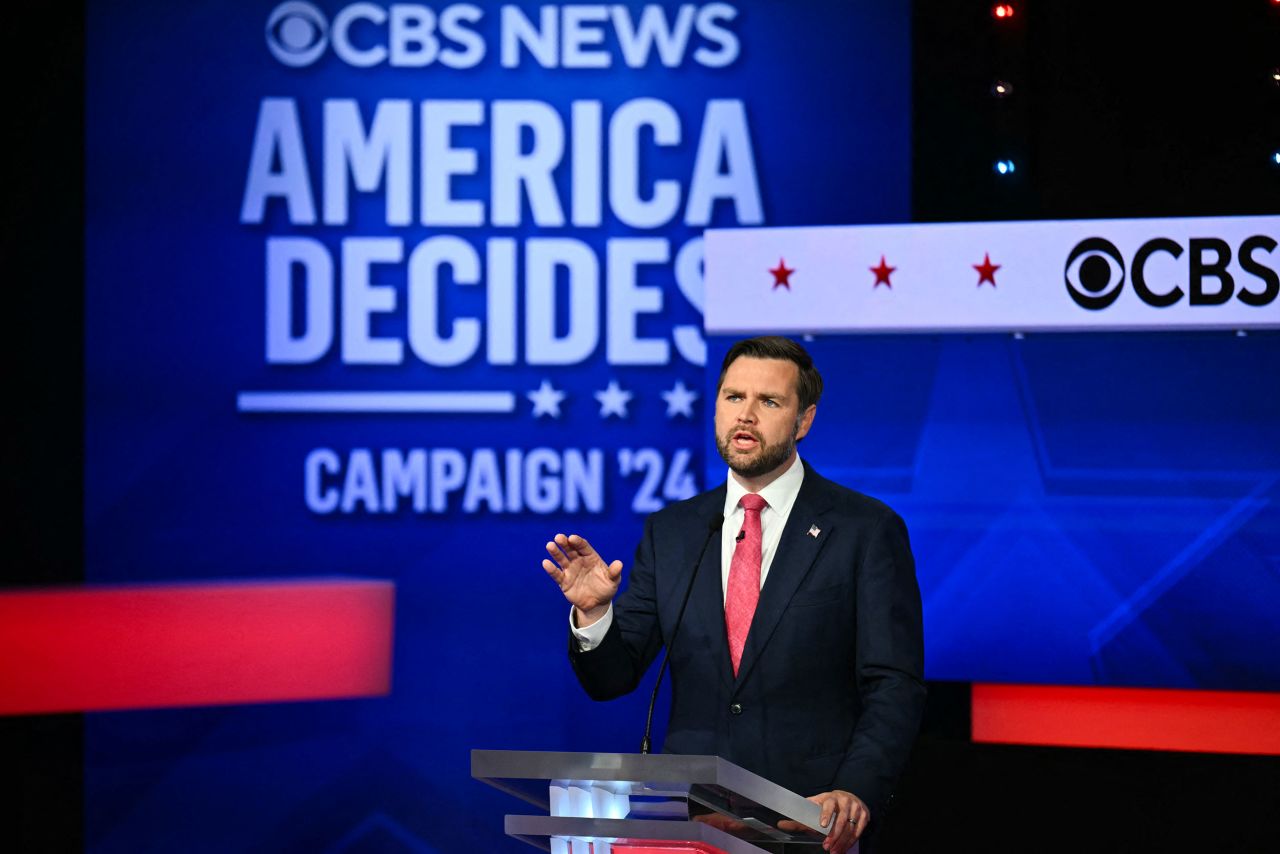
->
{"left": 471, "top": 749, "right": 828, "bottom": 844}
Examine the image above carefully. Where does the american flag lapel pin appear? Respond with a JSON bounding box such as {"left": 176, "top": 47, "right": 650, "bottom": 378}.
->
{"left": 807, "top": 524, "right": 821, "bottom": 538}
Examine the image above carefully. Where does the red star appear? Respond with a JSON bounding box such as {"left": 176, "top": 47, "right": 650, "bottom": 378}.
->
{"left": 973, "top": 252, "right": 1001, "bottom": 287}
{"left": 769, "top": 258, "right": 794, "bottom": 290}
{"left": 870, "top": 255, "right": 896, "bottom": 288}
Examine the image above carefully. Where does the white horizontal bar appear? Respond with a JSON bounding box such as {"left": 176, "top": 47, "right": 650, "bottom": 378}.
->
{"left": 705, "top": 214, "right": 1280, "bottom": 333}
{"left": 236, "top": 391, "right": 516, "bottom": 414}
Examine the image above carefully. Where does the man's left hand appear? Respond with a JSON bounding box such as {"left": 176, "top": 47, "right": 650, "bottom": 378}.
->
{"left": 776, "top": 789, "right": 869, "bottom": 852}
{"left": 810, "top": 789, "right": 868, "bottom": 852}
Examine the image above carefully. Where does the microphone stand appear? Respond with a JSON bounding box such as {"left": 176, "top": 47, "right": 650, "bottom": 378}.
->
{"left": 640, "top": 514, "right": 724, "bottom": 754}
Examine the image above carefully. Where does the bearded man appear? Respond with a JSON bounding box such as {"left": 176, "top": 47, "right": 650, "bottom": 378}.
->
{"left": 542, "top": 336, "right": 925, "bottom": 853}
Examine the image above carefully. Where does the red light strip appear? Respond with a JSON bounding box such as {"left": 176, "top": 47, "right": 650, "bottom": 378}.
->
{"left": 0, "top": 579, "right": 394, "bottom": 715}
{"left": 972, "top": 684, "right": 1280, "bottom": 755}
{"left": 613, "top": 845, "right": 726, "bottom": 853}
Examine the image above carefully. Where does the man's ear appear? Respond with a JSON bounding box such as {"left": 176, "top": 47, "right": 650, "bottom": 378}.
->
{"left": 795, "top": 404, "right": 817, "bottom": 441}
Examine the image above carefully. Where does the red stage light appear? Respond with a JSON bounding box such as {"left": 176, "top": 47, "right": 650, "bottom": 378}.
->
{"left": 993, "top": 4, "right": 1016, "bottom": 19}
{"left": 973, "top": 684, "right": 1280, "bottom": 755}
{"left": 0, "top": 579, "right": 395, "bottom": 714}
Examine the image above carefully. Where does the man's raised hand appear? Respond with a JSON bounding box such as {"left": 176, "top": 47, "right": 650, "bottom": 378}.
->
{"left": 543, "top": 534, "right": 623, "bottom": 627}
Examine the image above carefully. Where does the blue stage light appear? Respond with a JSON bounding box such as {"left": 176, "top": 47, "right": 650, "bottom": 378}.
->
{"left": 994, "top": 159, "right": 1017, "bottom": 175}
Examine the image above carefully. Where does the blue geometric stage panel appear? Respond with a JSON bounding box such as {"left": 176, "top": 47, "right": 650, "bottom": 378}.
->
{"left": 705, "top": 333, "right": 1280, "bottom": 691}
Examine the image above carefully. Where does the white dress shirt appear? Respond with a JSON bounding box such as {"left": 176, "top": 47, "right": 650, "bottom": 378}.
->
{"left": 572, "top": 455, "right": 806, "bottom": 651}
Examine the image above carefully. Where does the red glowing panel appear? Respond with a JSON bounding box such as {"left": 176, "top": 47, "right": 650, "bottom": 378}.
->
{"left": 0, "top": 579, "right": 394, "bottom": 715}
{"left": 614, "top": 844, "right": 727, "bottom": 854}
{"left": 993, "top": 4, "right": 1016, "bottom": 19}
{"left": 972, "top": 684, "right": 1280, "bottom": 755}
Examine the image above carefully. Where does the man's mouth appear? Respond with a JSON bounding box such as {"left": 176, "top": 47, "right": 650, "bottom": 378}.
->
{"left": 730, "top": 431, "right": 760, "bottom": 451}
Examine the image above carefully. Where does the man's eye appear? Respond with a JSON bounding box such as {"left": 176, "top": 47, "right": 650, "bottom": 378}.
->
{"left": 763, "top": 399, "right": 778, "bottom": 407}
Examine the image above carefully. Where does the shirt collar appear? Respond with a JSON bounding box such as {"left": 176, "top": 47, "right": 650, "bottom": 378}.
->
{"left": 723, "top": 453, "right": 804, "bottom": 515}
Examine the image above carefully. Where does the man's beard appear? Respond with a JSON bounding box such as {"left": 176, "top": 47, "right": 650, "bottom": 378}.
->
{"left": 716, "top": 426, "right": 797, "bottom": 480}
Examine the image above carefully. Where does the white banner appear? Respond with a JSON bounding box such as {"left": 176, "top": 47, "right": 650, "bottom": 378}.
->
{"left": 704, "top": 215, "right": 1279, "bottom": 332}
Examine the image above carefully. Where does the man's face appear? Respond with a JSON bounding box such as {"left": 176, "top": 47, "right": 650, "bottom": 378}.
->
{"left": 714, "top": 356, "right": 816, "bottom": 481}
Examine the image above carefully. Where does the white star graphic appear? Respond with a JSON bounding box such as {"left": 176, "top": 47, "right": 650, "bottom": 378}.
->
{"left": 594, "top": 380, "right": 633, "bottom": 419}
{"left": 527, "top": 379, "right": 566, "bottom": 418}
{"left": 661, "top": 379, "right": 699, "bottom": 418}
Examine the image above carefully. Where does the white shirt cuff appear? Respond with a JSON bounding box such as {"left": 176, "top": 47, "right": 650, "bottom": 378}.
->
{"left": 570, "top": 603, "right": 613, "bottom": 651}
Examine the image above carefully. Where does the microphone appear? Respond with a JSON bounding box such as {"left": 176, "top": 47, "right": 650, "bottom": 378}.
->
{"left": 736, "top": 530, "right": 745, "bottom": 543}
{"left": 640, "top": 513, "right": 724, "bottom": 755}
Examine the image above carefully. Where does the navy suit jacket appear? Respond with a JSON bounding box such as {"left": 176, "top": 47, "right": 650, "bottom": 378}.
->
{"left": 569, "top": 462, "right": 925, "bottom": 816}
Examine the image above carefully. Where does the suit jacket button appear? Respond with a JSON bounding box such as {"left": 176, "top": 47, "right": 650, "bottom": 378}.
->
{"left": 729, "top": 703, "right": 743, "bottom": 716}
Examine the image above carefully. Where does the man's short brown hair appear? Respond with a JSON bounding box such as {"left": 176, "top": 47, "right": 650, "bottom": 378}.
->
{"left": 716, "top": 336, "right": 824, "bottom": 411}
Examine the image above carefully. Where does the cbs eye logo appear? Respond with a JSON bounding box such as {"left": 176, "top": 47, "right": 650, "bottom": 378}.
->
{"left": 1064, "top": 237, "right": 1125, "bottom": 310}
{"left": 266, "top": 1, "right": 328, "bottom": 67}
{"left": 1064, "top": 234, "right": 1279, "bottom": 310}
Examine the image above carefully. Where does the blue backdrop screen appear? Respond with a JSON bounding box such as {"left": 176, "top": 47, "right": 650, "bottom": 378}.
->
{"left": 84, "top": 1, "right": 910, "bottom": 850}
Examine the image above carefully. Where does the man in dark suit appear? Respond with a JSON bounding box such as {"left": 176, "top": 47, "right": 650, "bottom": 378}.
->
{"left": 543, "top": 336, "right": 925, "bottom": 853}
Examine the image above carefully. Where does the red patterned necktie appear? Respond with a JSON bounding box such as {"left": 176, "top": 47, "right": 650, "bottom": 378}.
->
{"left": 726, "top": 493, "right": 767, "bottom": 676}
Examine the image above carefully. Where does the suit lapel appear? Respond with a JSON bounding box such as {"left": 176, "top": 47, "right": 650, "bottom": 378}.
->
{"left": 683, "top": 488, "right": 733, "bottom": 692}
{"left": 734, "top": 464, "right": 835, "bottom": 688}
